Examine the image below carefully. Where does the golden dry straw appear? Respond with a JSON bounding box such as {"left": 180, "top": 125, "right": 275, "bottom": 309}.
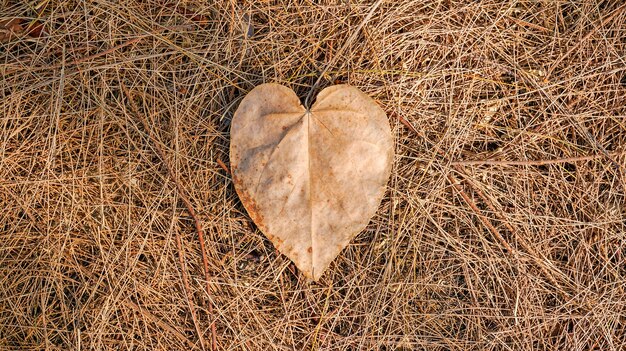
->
{"left": 1, "top": 1, "right": 626, "bottom": 350}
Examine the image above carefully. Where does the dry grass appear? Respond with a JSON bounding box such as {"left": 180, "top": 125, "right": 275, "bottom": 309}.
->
{"left": 2, "top": 0, "right": 626, "bottom": 350}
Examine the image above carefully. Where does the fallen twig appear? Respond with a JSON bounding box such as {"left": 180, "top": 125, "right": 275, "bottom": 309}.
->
{"left": 451, "top": 150, "right": 626, "bottom": 166}
{"left": 453, "top": 167, "right": 569, "bottom": 293}
{"left": 547, "top": 3, "right": 626, "bottom": 77}
{"left": 446, "top": 172, "right": 514, "bottom": 254}
{"left": 3, "top": 24, "right": 193, "bottom": 76}
{"left": 76, "top": 265, "right": 198, "bottom": 349}
{"left": 121, "top": 82, "right": 216, "bottom": 351}
{"left": 397, "top": 112, "right": 576, "bottom": 298}
{"left": 506, "top": 16, "right": 549, "bottom": 32}
{"left": 217, "top": 159, "right": 230, "bottom": 174}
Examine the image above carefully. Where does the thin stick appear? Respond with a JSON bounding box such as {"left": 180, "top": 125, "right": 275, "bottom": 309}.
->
{"left": 453, "top": 168, "right": 567, "bottom": 294}
{"left": 391, "top": 110, "right": 421, "bottom": 136}
{"left": 217, "top": 159, "right": 230, "bottom": 174}
{"left": 123, "top": 298, "right": 198, "bottom": 349}
{"left": 397, "top": 113, "right": 571, "bottom": 294}
{"left": 451, "top": 150, "right": 625, "bottom": 166}
{"left": 547, "top": 3, "right": 626, "bottom": 77}
{"left": 304, "top": 0, "right": 384, "bottom": 108}
{"left": 395, "top": 112, "right": 516, "bottom": 254}
{"left": 446, "top": 173, "right": 515, "bottom": 254}
{"left": 75, "top": 265, "right": 198, "bottom": 349}
{"left": 121, "top": 83, "right": 216, "bottom": 351}
{"left": 506, "top": 16, "right": 549, "bottom": 32}
{"left": 73, "top": 25, "right": 194, "bottom": 67}
{"left": 453, "top": 167, "right": 600, "bottom": 309}
{"left": 174, "top": 227, "right": 207, "bottom": 351}
{"left": 3, "top": 25, "right": 193, "bottom": 76}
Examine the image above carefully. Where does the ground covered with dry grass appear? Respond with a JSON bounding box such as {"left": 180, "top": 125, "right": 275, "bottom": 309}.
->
{"left": 2, "top": 0, "right": 626, "bottom": 350}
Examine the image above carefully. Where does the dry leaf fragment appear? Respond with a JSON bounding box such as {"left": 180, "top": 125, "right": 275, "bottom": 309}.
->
{"left": 0, "top": 18, "right": 24, "bottom": 43}
{"left": 230, "top": 83, "right": 393, "bottom": 281}
{"left": 0, "top": 18, "right": 46, "bottom": 43}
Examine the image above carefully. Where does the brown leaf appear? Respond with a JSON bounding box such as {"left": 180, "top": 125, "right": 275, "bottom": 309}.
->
{"left": 25, "top": 21, "right": 45, "bottom": 38}
{"left": 0, "top": 18, "right": 46, "bottom": 42}
{"left": 0, "top": 18, "right": 24, "bottom": 43}
{"left": 230, "top": 84, "right": 393, "bottom": 281}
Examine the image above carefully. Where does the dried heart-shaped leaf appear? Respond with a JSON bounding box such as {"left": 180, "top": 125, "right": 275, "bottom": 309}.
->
{"left": 230, "top": 83, "right": 393, "bottom": 281}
